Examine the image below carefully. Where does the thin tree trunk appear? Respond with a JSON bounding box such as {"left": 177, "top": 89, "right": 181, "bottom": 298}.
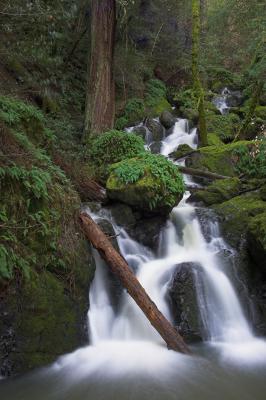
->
{"left": 80, "top": 212, "right": 191, "bottom": 355}
{"left": 84, "top": 0, "right": 116, "bottom": 138}
{"left": 178, "top": 165, "right": 229, "bottom": 180}
{"left": 192, "top": 0, "right": 208, "bottom": 147}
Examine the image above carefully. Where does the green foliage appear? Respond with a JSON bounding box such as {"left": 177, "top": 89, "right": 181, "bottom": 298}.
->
{"left": 0, "top": 165, "right": 51, "bottom": 200}
{"left": 207, "top": 67, "right": 243, "bottom": 91}
{"left": 234, "top": 138, "right": 266, "bottom": 178}
{"left": 206, "top": 113, "right": 240, "bottom": 142}
{"left": 174, "top": 89, "right": 197, "bottom": 110}
{"left": 110, "top": 152, "right": 185, "bottom": 209}
{"left": 145, "top": 79, "right": 167, "bottom": 108}
{"left": 115, "top": 98, "right": 145, "bottom": 128}
{"left": 89, "top": 130, "right": 145, "bottom": 166}
{"left": 0, "top": 95, "right": 44, "bottom": 126}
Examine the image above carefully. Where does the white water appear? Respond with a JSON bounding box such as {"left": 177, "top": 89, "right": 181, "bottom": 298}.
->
{"left": 1, "top": 117, "right": 266, "bottom": 400}
{"left": 212, "top": 87, "right": 231, "bottom": 114}
{"left": 84, "top": 118, "right": 266, "bottom": 367}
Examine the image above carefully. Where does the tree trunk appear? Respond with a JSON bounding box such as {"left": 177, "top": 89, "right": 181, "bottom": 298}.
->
{"left": 84, "top": 0, "right": 116, "bottom": 138}
{"left": 192, "top": 0, "right": 208, "bottom": 147}
{"left": 79, "top": 212, "right": 191, "bottom": 355}
{"left": 178, "top": 165, "right": 229, "bottom": 180}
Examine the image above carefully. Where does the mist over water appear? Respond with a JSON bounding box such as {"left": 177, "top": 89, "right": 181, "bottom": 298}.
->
{"left": 1, "top": 116, "right": 266, "bottom": 400}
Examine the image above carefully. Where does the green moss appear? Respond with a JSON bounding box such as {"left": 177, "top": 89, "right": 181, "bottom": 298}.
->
{"left": 213, "top": 192, "right": 266, "bottom": 245}
{"left": 207, "top": 132, "right": 223, "bottom": 146}
{"left": 170, "top": 144, "right": 195, "bottom": 160}
{"left": 107, "top": 153, "right": 185, "bottom": 214}
{"left": 206, "top": 113, "right": 240, "bottom": 143}
{"left": 191, "top": 177, "right": 241, "bottom": 205}
{"left": 187, "top": 141, "right": 251, "bottom": 176}
{"left": 255, "top": 106, "right": 266, "bottom": 120}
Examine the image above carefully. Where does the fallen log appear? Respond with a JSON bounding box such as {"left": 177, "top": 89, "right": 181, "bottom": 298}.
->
{"left": 178, "top": 165, "right": 230, "bottom": 180}
{"left": 80, "top": 212, "right": 191, "bottom": 355}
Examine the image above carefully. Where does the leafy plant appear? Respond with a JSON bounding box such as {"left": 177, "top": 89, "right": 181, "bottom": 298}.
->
{"left": 234, "top": 137, "right": 266, "bottom": 178}
{"left": 145, "top": 79, "right": 167, "bottom": 107}
{"left": 110, "top": 152, "right": 185, "bottom": 209}
{"left": 89, "top": 130, "right": 145, "bottom": 166}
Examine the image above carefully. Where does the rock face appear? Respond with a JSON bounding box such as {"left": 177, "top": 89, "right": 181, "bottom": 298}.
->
{"left": 0, "top": 249, "right": 95, "bottom": 377}
{"left": 168, "top": 262, "right": 203, "bottom": 343}
{"left": 159, "top": 111, "right": 175, "bottom": 129}
{"left": 145, "top": 118, "right": 165, "bottom": 141}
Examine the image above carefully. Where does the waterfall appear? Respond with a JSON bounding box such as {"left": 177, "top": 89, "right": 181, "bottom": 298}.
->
{"left": 86, "top": 118, "right": 266, "bottom": 364}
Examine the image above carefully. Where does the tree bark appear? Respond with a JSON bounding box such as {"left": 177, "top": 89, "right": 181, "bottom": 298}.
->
{"left": 192, "top": 0, "right": 208, "bottom": 147}
{"left": 79, "top": 212, "right": 191, "bottom": 355}
{"left": 84, "top": 0, "right": 116, "bottom": 138}
{"left": 178, "top": 165, "right": 230, "bottom": 180}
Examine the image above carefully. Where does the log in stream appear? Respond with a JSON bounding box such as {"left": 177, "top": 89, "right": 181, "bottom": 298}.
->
{"left": 80, "top": 212, "right": 191, "bottom": 355}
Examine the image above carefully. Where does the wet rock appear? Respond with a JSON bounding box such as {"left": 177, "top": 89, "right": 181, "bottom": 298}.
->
{"left": 145, "top": 118, "right": 165, "bottom": 141}
{"left": 159, "top": 110, "right": 175, "bottom": 129}
{"left": 128, "top": 215, "right": 167, "bottom": 251}
{"left": 149, "top": 141, "right": 162, "bottom": 154}
{"left": 131, "top": 125, "right": 147, "bottom": 141}
{"left": 226, "top": 91, "right": 244, "bottom": 107}
{"left": 168, "top": 262, "right": 203, "bottom": 343}
{"left": 170, "top": 144, "right": 195, "bottom": 160}
{"left": 108, "top": 203, "right": 136, "bottom": 229}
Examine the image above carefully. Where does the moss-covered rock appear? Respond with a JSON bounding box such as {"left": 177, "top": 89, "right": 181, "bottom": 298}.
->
{"left": 189, "top": 177, "right": 241, "bottom": 206}
{"left": 255, "top": 106, "right": 266, "bottom": 121}
{"left": 206, "top": 113, "right": 240, "bottom": 143}
{"left": 106, "top": 154, "right": 185, "bottom": 215}
{"left": 247, "top": 212, "right": 266, "bottom": 274}
{"left": 170, "top": 144, "right": 195, "bottom": 160}
{"left": 207, "top": 132, "right": 223, "bottom": 146}
{"left": 213, "top": 192, "right": 266, "bottom": 248}
{"left": 186, "top": 141, "right": 251, "bottom": 177}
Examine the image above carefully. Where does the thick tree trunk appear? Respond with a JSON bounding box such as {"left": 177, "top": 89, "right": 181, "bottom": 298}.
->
{"left": 178, "top": 165, "right": 229, "bottom": 180}
{"left": 192, "top": 0, "right": 208, "bottom": 147}
{"left": 80, "top": 212, "right": 191, "bottom": 355}
{"left": 84, "top": 0, "right": 116, "bottom": 138}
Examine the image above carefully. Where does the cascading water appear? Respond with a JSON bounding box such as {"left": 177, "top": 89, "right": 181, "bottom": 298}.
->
{"left": 212, "top": 87, "right": 231, "bottom": 114}
{"left": 1, "top": 118, "right": 266, "bottom": 400}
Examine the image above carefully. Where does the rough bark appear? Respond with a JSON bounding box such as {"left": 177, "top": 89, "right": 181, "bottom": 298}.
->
{"left": 192, "top": 0, "right": 208, "bottom": 147}
{"left": 84, "top": 0, "right": 116, "bottom": 138}
{"left": 178, "top": 165, "right": 230, "bottom": 180}
{"left": 80, "top": 212, "right": 191, "bottom": 355}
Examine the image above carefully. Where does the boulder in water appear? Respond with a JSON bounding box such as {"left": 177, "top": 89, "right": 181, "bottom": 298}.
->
{"left": 149, "top": 141, "right": 162, "bottom": 154}
{"left": 145, "top": 118, "right": 165, "bottom": 141}
{"left": 170, "top": 144, "right": 195, "bottom": 160}
{"left": 168, "top": 262, "right": 203, "bottom": 343}
{"left": 159, "top": 111, "right": 175, "bottom": 130}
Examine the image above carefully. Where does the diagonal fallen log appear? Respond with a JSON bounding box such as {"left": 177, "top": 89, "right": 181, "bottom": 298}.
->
{"left": 80, "top": 212, "right": 191, "bottom": 355}
{"left": 177, "top": 165, "right": 230, "bottom": 180}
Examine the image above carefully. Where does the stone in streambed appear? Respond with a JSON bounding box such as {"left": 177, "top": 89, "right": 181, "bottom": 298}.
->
{"left": 168, "top": 262, "right": 203, "bottom": 343}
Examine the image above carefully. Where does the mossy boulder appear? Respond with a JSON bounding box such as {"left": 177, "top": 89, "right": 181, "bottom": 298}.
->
{"left": 170, "top": 144, "right": 195, "bottom": 160}
{"left": 106, "top": 154, "right": 185, "bottom": 215}
{"left": 207, "top": 132, "right": 223, "bottom": 146}
{"left": 186, "top": 141, "right": 251, "bottom": 177}
{"left": 206, "top": 113, "right": 240, "bottom": 143}
{"left": 247, "top": 212, "right": 266, "bottom": 274}
{"left": 213, "top": 192, "right": 266, "bottom": 248}
{"left": 189, "top": 177, "right": 241, "bottom": 206}
{"left": 144, "top": 79, "right": 172, "bottom": 116}
{"left": 255, "top": 106, "right": 266, "bottom": 121}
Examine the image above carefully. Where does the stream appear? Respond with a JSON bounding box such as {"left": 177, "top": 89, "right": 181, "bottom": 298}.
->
{"left": 1, "top": 100, "right": 266, "bottom": 399}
